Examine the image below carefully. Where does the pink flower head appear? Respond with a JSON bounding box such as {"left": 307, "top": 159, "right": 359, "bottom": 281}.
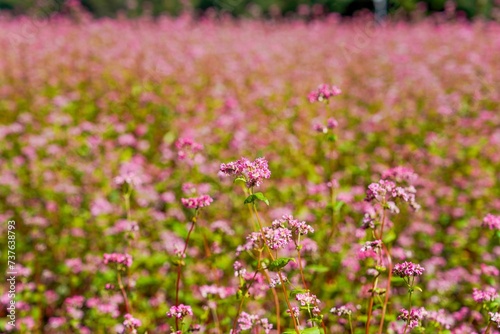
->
{"left": 181, "top": 194, "right": 213, "bottom": 209}
{"left": 103, "top": 253, "right": 132, "bottom": 268}
{"left": 398, "top": 308, "right": 425, "bottom": 329}
{"left": 330, "top": 305, "right": 353, "bottom": 316}
{"left": 483, "top": 214, "right": 500, "bottom": 230}
{"left": 123, "top": 314, "right": 141, "bottom": 331}
{"left": 262, "top": 226, "right": 292, "bottom": 250}
{"left": 167, "top": 304, "right": 193, "bottom": 320}
{"left": 233, "top": 312, "right": 273, "bottom": 334}
{"left": 220, "top": 157, "right": 271, "bottom": 188}
{"left": 472, "top": 287, "right": 498, "bottom": 303}
{"left": 393, "top": 261, "right": 425, "bottom": 278}
{"left": 308, "top": 84, "right": 341, "bottom": 103}
{"left": 382, "top": 166, "right": 418, "bottom": 184}
{"left": 295, "top": 291, "right": 321, "bottom": 307}
{"left": 272, "top": 215, "right": 314, "bottom": 236}
{"left": 114, "top": 161, "right": 144, "bottom": 187}
{"left": 175, "top": 137, "right": 203, "bottom": 160}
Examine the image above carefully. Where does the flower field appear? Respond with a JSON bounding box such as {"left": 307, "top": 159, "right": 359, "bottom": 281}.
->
{"left": 0, "top": 14, "right": 499, "bottom": 334}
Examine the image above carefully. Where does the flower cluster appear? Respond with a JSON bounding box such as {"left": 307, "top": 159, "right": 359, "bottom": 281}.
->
{"left": 313, "top": 117, "right": 338, "bottom": 133}
{"left": 236, "top": 232, "right": 264, "bottom": 256}
{"left": 269, "top": 274, "right": 288, "bottom": 288}
{"left": 166, "top": 304, "right": 193, "bottom": 320}
{"left": 472, "top": 287, "right": 498, "bottom": 303}
{"left": 262, "top": 226, "right": 292, "bottom": 250}
{"left": 220, "top": 157, "right": 271, "bottom": 188}
{"left": 296, "top": 291, "right": 321, "bottom": 307}
{"left": 114, "top": 162, "right": 144, "bottom": 186}
{"left": 489, "top": 312, "right": 500, "bottom": 328}
{"left": 103, "top": 253, "right": 133, "bottom": 268}
{"left": 272, "top": 214, "right": 314, "bottom": 237}
{"left": 308, "top": 84, "right": 341, "bottom": 103}
{"left": 181, "top": 194, "right": 213, "bottom": 209}
{"left": 358, "top": 240, "right": 382, "bottom": 260}
{"left": 330, "top": 305, "right": 353, "bottom": 316}
{"left": 398, "top": 308, "right": 426, "bottom": 329}
{"left": 483, "top": 214, "right": 500, "bottom": 230}
{"left": 232, "top": 312, "right": 272, "bottom": 334}
{"left": 199, "top": 285, "right": 235, "bottom": 299}
{"left": 392, "top": 261, "right": 425, "bottom": 278}
{"left": 123, "top": 314, "right": 141, "bottom": 334}
{"left": 175, "top": 137, "right": 203, "bottom": 160}
{"left": 365, "top": 179, "right": 420, "bottom": 211}
{"left": 382, "top": 167, "right": 418, "bottom": 184}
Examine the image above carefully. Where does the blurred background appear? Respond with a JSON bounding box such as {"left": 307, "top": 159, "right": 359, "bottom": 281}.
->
{"left": 0, "top": 0, "right": 498, "bottom": 20}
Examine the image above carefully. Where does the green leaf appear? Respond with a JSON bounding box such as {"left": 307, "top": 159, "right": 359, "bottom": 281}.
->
{"left": 253, "top": 192, "right": 270, "bottom": 205}
{"left": 268, "top": 257, "right": 295, "bottom": 271}
{"left": 326, "top": 134, "right": 337, "bottom": 142}
{"left": 244, "top": 192, "right": 269, "bottom": 205}
{"left": 244, "top": 194, "right": 256, "bottom": 204}
{"left": 414, "top": 286, "right": 423, "bottom": 292}
{"left": 234, "top": 176, "right": 246, "bottom": 184}
{"left": 301, "top": 327, "right": 323, "bottom": 334}
{"left": 334, "top": 201, "right": 345, "bottom": 212}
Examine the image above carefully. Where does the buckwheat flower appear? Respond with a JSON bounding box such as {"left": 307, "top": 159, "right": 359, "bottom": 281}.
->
{"left": 330, "top": 305, "right": 353, "bottom": 316}
{"left": 382, "top": 167, "right": 418, "bottom": 184}
{"left": 181, "top": 194, "right": 213, "bottom": 209}
{"left": 103, "top": 253, "right": 133, "bottom": 268}
{"left": 308, "top": 84, "right": 342, "bottom": 103}
{"left": 114, "top": 161, "right": 145, "bottom": 187}
{"left": 263, "top": 226, "right": 292, "bottom": 250}
{"left": 398, "top": 308, "right": 425, "bottom": 329}
{"left": 233, "top": 313, "right": 272, "bottom": 333}
{"left": 286, "top": 306, "right": 300, "bottom": 318}
{"left": 483, "top": 214, "right": 500, "bottom": 230}
{"left": 233, "top": 261, "right": 246, "bottom": 277}
{"left": 489, "top": 312, "right": 500, "bottom": 327}
{"left": 273, "top": 215, "right": 314, "bottom": 236}
{"left": 220, "top": 157, "right": 271, "bottom": 188}
{"left": 233, "top": 313, "right": 262, "bottom": 333}
{"left": 359, "top": 240, "right": 382, "bottom": 259}
{"left": 295, "top": 291, "right": 321, "bottom": 307}
{"left": 365, "top": 180, "right": 396, "bottom": 202}
{"left": 393, "top": 261, "right": 425, "bottom": 278}
{"left": 269, "top": 274, "right": 288, "bottom": 288}
{"left": 327, "top": 117, "right": 339, "bottom": 129}
{"left": 123, "top": 314, "right": 141, "bottom": 333}
{"left": 236, "top": 232, "right": 264, "bottom": 255}
{"left": 166, "top": 304, "right": 193, "bottom": 320}
{"left": 361, "top": 212, "right": 375, "bottom": 229}
{"left": 472, "top": 287, "right": 498, "bottom": 303}
{"left": 313, "top": 123, "right": 327, "bottom": 133}
{"left": 175, "top": 137, "right": 203, "bottom": 160}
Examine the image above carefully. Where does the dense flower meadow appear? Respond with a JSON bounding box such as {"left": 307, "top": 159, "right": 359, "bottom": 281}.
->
{"left": 0, "top": 13, "right": 499, "bottom": 334}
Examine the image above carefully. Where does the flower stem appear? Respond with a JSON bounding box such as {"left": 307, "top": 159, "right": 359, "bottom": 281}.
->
{"left": 174, "top": 212, "right": 198, "bottom": 331}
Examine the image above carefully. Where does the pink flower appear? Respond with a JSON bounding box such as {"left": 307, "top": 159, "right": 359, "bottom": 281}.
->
{"left": 308, "top": 84, "right": 342, "bottom": 103}
{"left": 103, "top": 253, "right": 133, "bottom": 268}
{"left": 181, "top": 194, "right": 213, "bottom": 209}
{"left": 175, "top": 137, "right": 203, "bottom": 160}
{"left": 167, "top": 304, "right": 193, "bottom": 319}
{"left": 398, "top": 308, "right": 426, "bottom": 329}
{"left": 220, "top": 157, "right": 271, "bottom": 188}
{"left": 472, "top": 287, "right": 498, "bottom": 303}
{"left": 123, "top": 314, "right": 141, "bottom": 332}
{"left": 483, "top": 214, "right": 500, "bottom": 230}
{"left": 393, "top": 261, "right": 425, "bottom": 277}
